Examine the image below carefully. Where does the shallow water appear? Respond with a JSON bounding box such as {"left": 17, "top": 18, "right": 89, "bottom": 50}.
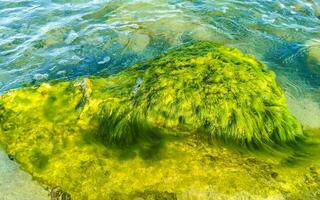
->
{"left": 0, "top": 0, "right": 320, "bottom": 199}
{"left": 0, "top": 150, "right": 49, "bottom": 200}
{"left": 0, "top": 0, "right": 319, "bottom": 92}
{"left": 1, "top": 0, "right": 319, "bottom": 123}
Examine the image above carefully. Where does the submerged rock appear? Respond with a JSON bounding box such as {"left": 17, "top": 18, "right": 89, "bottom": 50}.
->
{"left": 0, "top": 42, "right": 310, "bottom": 199}
{"left": 118, "top": 32, "right": 150, "bottom": 53}
{"left": 306, "top": 39, "right": 320, "bottom": 74}
{"left": 1, "top": 42, "right": 302, "bottom": 145}
{"left": 0, "top": 150, "right": 49, "bottom": 200}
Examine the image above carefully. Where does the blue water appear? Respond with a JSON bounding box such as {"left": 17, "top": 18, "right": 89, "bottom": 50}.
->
{"left": 0, "top": 0, "right": 319, "bottom": 94}
{"left": 0, "top": 0, "right": 320, "bottom": 198}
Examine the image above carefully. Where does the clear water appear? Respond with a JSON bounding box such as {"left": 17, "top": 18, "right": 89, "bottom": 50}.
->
{"left": 0, "top": 150, "right": 49, "bottom": 200}
{"left": 0, "top": 0, "right": 319, "bottom": 92}
{"left": 0, "top": 0, "right": 320, "bottom": 198}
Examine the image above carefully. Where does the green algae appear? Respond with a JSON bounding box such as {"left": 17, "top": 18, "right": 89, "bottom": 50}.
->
{"left": 0, "top": 42, "right": 317, "bottom": 199}
{"left": 89, "top": 41, "right": 302, "bottom": 146}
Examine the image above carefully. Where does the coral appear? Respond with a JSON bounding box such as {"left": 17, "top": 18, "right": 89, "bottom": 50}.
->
{"left": 0, "top": 42, "right": 309, "bottom": 199}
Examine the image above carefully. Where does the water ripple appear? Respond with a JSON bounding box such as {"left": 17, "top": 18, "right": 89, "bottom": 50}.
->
{"left": 0, "top": 0, "right": 319, "bottom": 98}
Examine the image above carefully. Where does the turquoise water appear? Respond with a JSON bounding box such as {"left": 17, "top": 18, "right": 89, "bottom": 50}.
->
{"left": 0, "top": 0, "right": 320, "bottom": 199}
{"left": 0, "top": 0, "right": 319, "bottom": 93}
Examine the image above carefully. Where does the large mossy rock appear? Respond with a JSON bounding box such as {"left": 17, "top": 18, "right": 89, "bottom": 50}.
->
{"left": 0, "top": 42, "right": 302, "bottom": 146}
{"left": 0, "top": 42, "right": 308, "bottom": 199}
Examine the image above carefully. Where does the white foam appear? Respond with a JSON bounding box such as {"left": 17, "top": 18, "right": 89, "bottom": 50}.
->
{"left": 98, "top": 56, "right": 111, "bottom": 64}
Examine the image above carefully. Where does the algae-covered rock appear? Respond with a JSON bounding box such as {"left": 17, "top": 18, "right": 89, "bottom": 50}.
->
{"left": 93, "top": 41, "right": 302, "bottom": 146}
{"left": 0, "top": 42, "right": 308, "bottom": 199}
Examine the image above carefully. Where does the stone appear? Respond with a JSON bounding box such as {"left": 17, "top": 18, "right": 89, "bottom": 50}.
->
{"left": 0, "top": 42, "right": 307, "bottom": 199}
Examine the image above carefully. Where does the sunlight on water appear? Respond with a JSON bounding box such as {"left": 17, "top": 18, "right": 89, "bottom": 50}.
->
{"left": 0, "top": 0, "right": 319, "bottom": 94}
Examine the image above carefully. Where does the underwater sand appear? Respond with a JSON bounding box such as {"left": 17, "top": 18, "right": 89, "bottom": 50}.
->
{"left": 0, "top": 150, "right": 49, "bottom": 200}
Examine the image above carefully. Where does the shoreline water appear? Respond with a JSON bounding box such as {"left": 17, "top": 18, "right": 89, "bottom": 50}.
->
{"left": 0, "top": 150, "right": 49, "bottom": 200}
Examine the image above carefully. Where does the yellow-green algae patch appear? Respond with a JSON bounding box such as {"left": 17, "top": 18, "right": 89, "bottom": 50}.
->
{"left": 0, "top": 42, "right": 318, "bottom": 199}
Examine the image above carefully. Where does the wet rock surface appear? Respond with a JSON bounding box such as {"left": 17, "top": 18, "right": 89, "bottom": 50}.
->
{"left": 0, "top": 42, "right": 319, "bottom": 199}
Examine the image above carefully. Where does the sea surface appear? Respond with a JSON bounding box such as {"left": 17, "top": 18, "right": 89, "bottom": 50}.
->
{"left": 0, "top": 0, "right": 320, "bottom": 199}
